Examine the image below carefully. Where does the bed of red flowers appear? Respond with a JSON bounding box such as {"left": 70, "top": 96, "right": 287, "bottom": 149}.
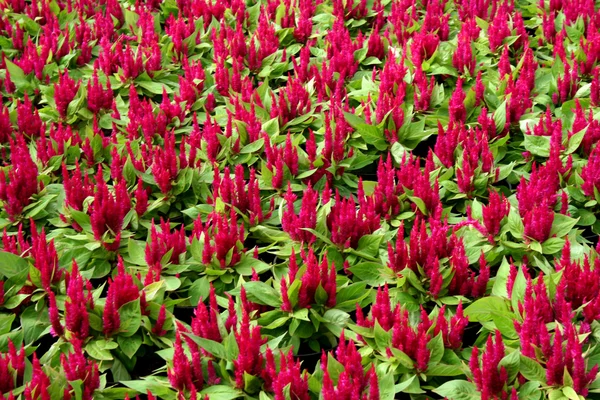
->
{"left": 1, "top": 0, "right": 600, "bottom": 398}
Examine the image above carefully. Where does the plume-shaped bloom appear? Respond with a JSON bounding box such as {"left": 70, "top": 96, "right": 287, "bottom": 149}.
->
{"left": 144, "top": 219, "right": 187, "bottom": 284}
{"left": 89, "top": 168, "right": 131, "bottom": 251}
{"left": 390, "top": 307, "right": 432, "bottom": 372}
{"left": 64, "top": 261, "right": 92, "bottom": 342}
{"left": 282, "top": 182, "right": 318, "bottom": 243}
{"left": 24, "top": 355, "right": 50, "bottom": 400}
{"left": 322, "top": 332, "right": 378, "bottom": 400}
{"left": 87, "top": 67, "right": 113, "bottom": 114}
{"left": 449, "top": 78, "right": 466, "bottom": 123}
{"left": 469, "top": 331, "right": 509, "bottom": 400}
{"left": 482, "top": 190, "right": 510, "bottom": 239}
{"left": 0, "top": 137, "right": 39, "bottom": 220}
{"left": 61, "top": 341, "right": 100, "bottom": 400}
{"left": 582, "top": 145, "right": 600, "bottom": 198}
{"left": 297, "top": 248, "right": 336, "bottom": 309}
{"left": 103, "top": 257, "right": 139, "bottom": 336}
{"left": 30, "top": 225, "right": 61, "bottom": 291}
{"left": 200, "top": 210, "right": 245, "bottom": 269}
{"left": 357, "top": 284, "right": 397, "bottom": 331}
{"left": 233, "top": 307, "right": 267, "bottom": 389}
{"left": 327, "top": 183, "right": 380, "bottom": 249}
{"left": 263, "top": 348, "right": 310, "bottom": 400}
{"left": 54, "top": 70, "right": 80, "bottom": 119}
{"left": 191, "top": 285, "right": 222, "bottom": 342}
{"left": 168, "top": 329, "right": 204, "bottom": 395}
{"left": 434, "top": 302, "right": 468, "bottom": 349}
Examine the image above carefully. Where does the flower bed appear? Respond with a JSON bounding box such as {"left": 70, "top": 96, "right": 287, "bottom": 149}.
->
{"left": 1, "top": 0, "right": 600, "bottom": 398}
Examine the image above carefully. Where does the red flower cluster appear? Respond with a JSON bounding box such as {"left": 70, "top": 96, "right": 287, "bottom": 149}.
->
{"left": 103, "top": 257, "right": 139, "bottom": 336}
{"left": 0, "top": 137, "right": 39, "bottom": 220}
{"left": 469, "top": 331, "right": 511, "bottom": 400}
{"left": 61, "top": 341, "right": 100, "bottom": 400}
{"left": 322, "top": 333, "right": 379, "bottom": 400}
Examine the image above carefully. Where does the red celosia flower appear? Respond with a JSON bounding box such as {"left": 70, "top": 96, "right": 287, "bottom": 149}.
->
{"left": 448, "top": 78, "right": 466, "bottom": 123}
{"left": 144, "top": 219, "right": 187, "bottom": 284}
{"left": 327, "top": 183, "right": 380, "bottom": 249}
{"left": 469, "top": 331, "right": 509, "bottom": 400}
{"left": 582, "top": 145, "right": 600, "bottom": 197}
{"left": 233, "top": 307, "right": 267, "bottom": 389}
{"left": 87, "top": 67, "right": 113, "bottom": 114}
{"left": 151, "top": 304, "right": 167, "bottom": 336}
{"left": 282, "top": 182, "right": 318, "bottom": 243}
{"left": 64, "top": 261, "right": 92, "bottom": 343}
{"left": 54, "top": 70, "right": 80, "bottom": 119}
{"left": 62, "top": 160, "right": 94, "bottom": 213}
{"left": 16, "top": 94, "right": 42, "bottom": 138}
{"left": 24, "top": 354, "right": 50, "bottom": 400}
{"left": 61, "top": 341, "right": 100, "bottom": 400}
{"left": 263, "top": 348, "right": 310, "bottom": 400}
{"left": 523, "top": 202, "right": 554, "bottom": 243}
{"left": 89, "top": 168, "right": 131, "bottom": 251}
{"left": 0, "top": 137, "right": 39, "bottom": 221}
{"left": 322, "top": 332, "right": 377, "bottom": 400}
{"left": 191, "top": 284, "right": 222, "bottom": 342}
{"left": 453, "top": 20, "right": 476, "bottom": 75}
{"left": 30, "top": 224, "right": 62, "bottom": 292}
{"left": 297, "top": 248, "right": 336, "bottom": 309}
{"left": 357, "top": 284, "right": 397, "bottom": 331}
{"left": 212, "top": 165, "right": 270, "bottom": 225}
{"left": 103, "top": 257, "right": 139, "bottom": 336}
{"left": 390, "top": 307, "right": 432, "bottom": 372}
{"left": 434, "top": 302, "right": 469, "bottom": 350}
{"left": 482, "top": 190, "right": 510, "bottom": 239}
{"left": 0, "top": 340, "right": 25, "bottom": 395}
{"left": 200, "top": 210, "right": 245, "bottom": 269}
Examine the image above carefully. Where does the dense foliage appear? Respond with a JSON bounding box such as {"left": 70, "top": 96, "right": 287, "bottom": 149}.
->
{"left": 1, "top": 0, "right": 600, "bottom": 398}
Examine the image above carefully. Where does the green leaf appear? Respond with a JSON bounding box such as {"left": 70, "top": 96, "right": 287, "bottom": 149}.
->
{"left": 21, "top": 305, "right": 50, "bottom": 344}
{"left": 242, "top": 281, "right": 283, "bottom": 307}
{"left": 428, "top": 333, "right": 445, "bottom": 365}
{"left": 349, "top": 262, "right": 386, "bottom": 286}
{"left": 356, "top": 234, "right": 383, "bottom": 257}
{"left": 200, "top": 385, "right": 243, "bottom": 400}
{"left": 378, "top": 370, "right": 395, "bottom": 400}
{"left": 494, "top": 101, "right": 507, "bottom": 135}
{"left": 463, "top": 296, "right": 509, "bottom": 322}
{"left": 85, "top": 339, "right": 117, "bottom": 361}
{"left": 199, "top": 386, "right": 243, "bottom": 400}
{"left": 433, "top": 380, "right": 479, "bottom": 400}
{"left": 5, "top": 59, "right": 31, "bottom": 91}
{"left": 234, "top": 256, "right": 271, "bottom": 275}
{"left": 523, "top": 134, "right": 551, "bottom": 158}
{"left": 0, "top": 251, "right": 29, "bottom": 278}
{"left": 240, "top": 138, "right": 265, "bottom": 154}
{"left": 189, "top": 277, "right": 210, "bottom": 306}
{"left": 262, "top": 118, "right": 279, "bottom": 137}
{"left": 184, "top": 333, "right": 227, "bottom": 359}
{"left": 425, "top": 363, "right": 465, "bottom": 376}
{"left": 336, "top": 282, "right": 370, "bottom": 311}
{"left": 136, "top": 80, "right": 168, "bottom": 95}
{"left": 550, "top": 213, "right": 578, "bottom": 238}
{"left": 345, "top": 112, "right": 388, "bottom": 150}
{"left": 565, "top": 127, "right": 586, "bottom": 154}
{"left": 117, "top": 335, "right": 142, "bottom": 359}
{"left": 118, "top": 299, "right": 142, "bottom": 337}
{"left": 122, "top": 379, "right": 175, "bottom": 396}
{"left": 519, "top": 355, "right": 547, "bottom": 383}
{"left": 541, "top": 237, "right": 565, "bottom": 255}
{"left": 374, "top": 321, "right": 392, "bottom": 351}
{"left": 499, "top": 350, "right": 521, "bottom": 383}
